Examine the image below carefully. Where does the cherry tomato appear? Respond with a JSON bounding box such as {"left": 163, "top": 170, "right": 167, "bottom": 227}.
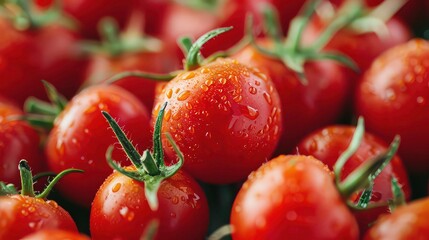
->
{"left": 90, "top": 168, "right": 209, "bottom": 240}
{"left": 364, "top": 197, "right": 429, "bottom": 240}
{"left": 153, "top": 57, "right": 282, "bottom": 184}
{"left": 45, "top": 85, "right": 152, "bottom": 207}
{"left": 231, "top": 155, "right": 359, "bottom": 240}
{"left": 233, "top": 40, "right": 349, "bottom": 154}
{"left": 21, "top": 229, "right": 90, "bottom": 240}
{"left": 0, "top": 19, "right": 87, "bottom": 107}
{"left": 295, "top": 125, "right": 411, "bottom": 234}
{"left": 355, "top": 39, "right": 429, "bottom": 174}
{"left": 0, "top": 99, "right": 44, "bottom": 188}
{"left": 62, "top": 0, "right": 137, "bottom": 39}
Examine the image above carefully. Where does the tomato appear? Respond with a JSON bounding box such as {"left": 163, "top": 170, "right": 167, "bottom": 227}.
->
{"left": 0, "top": 160, "right": 80, "bottom": 240}
{"left": 21, "top": 229, "right": 90, "bottom": 240}
{"left": 152, "top": 57, "right": 282, "bottom": 184}
{"left": 91, "top": 169, "right": 209, "bottom": 240}
{"left": 151, "top": 0, "right": 251, "bottom": 64}
{"left": 355, "top": 39, "right": 429, "bottom": 174}
{"left": 364, "top": 197, "right": 429, "bottom": 240}
{"left": 233, "top": 40, "right": 349, "bottom": 154}
{"left": 61, "top": 0, "right": 138, "bottom": 39}
{"left": 295, "top": 125, "right": 411, "bottom": 234}
{"left": 0, "top": 18, "right": 87, "bottom": 107}
{"left": 230, "top": 155, "right": 359, "bottom": 240}
{"left": 0, "top": 99, "right": 44, "bottom": 188}
{"left": 45, "top": 85, "right": 152, "bottom": 207}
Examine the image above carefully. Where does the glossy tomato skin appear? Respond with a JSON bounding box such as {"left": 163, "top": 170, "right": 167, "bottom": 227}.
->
{"left": 355, "top": 39, "right": 429, "bottom": 174}
{"left": 295, "top": 125, "right": 411, "bottom": 235}
{"left": 233, "top": 41, "right": 349, "bottom": 154}
{"left": 364, "top": 197, "right": 429, "bottom": 240}
{"left": 0, "top": 100, "right": 44, "bottom": 188}
{"left": 90, "top": 169, "right": 209, "bottom": 240}
{"left": 21, "top": 229, "right": 90, "bottom": 240}
{"left": 0, "top": 195, "right": 78, "bottom": 240}
{"left": 83, "top": 51, "right": 175, "bottom": 111}
{"left": 62, "top": 0, "right": 137, "bottom": 39}
{"left": 153, "top": 58, "right": 282, "bottom": 184}
{"left": 45, "top": 85, "right": 152, "bottom": 207}
{"left": 231, "top": 155, "right": 359, "bottom": 240}
{"left": 0, "top": 19, "right": 87, "bottom": 107}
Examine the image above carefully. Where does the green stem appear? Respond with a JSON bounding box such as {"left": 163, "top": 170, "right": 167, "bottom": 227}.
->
{"left": 185, "top": 27, "right": 233, "bottom": 71}
{"left": 0, "top": 182, "right": 18, "bottom": 196}
{"left": 19, "top": 160, "right": 35, "bottom": 197}
{"left": 36, "top": 168, "right": 83, "bottom": 199}
{"left": 24, "top": 97, "right": 60, "bottom": 116}
{"left": 99, "top": 17, "right": 122, "bottom": 56}
{"left": 105, "top": 71, "right": 179, "bottom": 84}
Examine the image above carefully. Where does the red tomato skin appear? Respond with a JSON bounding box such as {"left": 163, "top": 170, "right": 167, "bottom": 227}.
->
{"left": 0, "top": 100, "right": 44, "bottom": 188}
{"left": 62, "top": 0, "right": 136, "bottom": 39}
{"left": 0, "top": 195, "right": 78, "bottom": 240}
{"left": 231, "top": 155, "right": 359, "bottom": 240}
{"left": 364, "top": 197, "right": 429, "bottom": 240}
{"left": 83, "top": 51, "right": 175, "bottom": 111}
{"left": 233, "top": 41, "right": 349, "bottom": 154}
{"left": 45, "top": 85, "right": 152, "bottom": 207}
{"left": 90, "top": 169, "right": 209, "bottom": 240}
{"left": 21, "top": 229, "right": 90, "bottom": 240}
{"left": 0, "top": 19, "right": 87, "bottom": 107}
{"left": 295, "top": 125, "right": 411, "bottom": 234}
{"left": 355, "top": 39, "right": 429, "bottom": 173}
{"left": 152, "top": 58, "right": 282, "bottom": 184}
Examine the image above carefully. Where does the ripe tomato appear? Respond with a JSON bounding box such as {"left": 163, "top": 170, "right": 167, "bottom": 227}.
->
{"left": 231, "top": 155, "right": 359, "bottom": 239}
{"left": 45, "top": 85, "right": 152, "bottom": 207}
{"left": 0, "top": 18, "right": 87, "bottom": 107}
{"left": 355, "top": 39, "right": 429, "bottom": 174}
{"left": 90, "top": 169, "right": 209, "bottom": 240}
{"left": 153, "top": 57, "right": 282, "bottom": 184}
{"left": 21, "top": 229, "right": 90, "bottom": 240}
{"left": 0, "top": 99, "right": 44, "bottom": 188}
{"left": 0, "top": 160, "right": 79, "bottom": 240}
{"left": 364, "top": 197, "right": 429, "bottom": 240}
{"left": 233, "top": 40, "right": 349, "bottom": 154}
{"left": 295, "top": 125, "right": 411, "bottom": 234}
{"left": 61, "top": 0, "right": 137, "bottom": 39}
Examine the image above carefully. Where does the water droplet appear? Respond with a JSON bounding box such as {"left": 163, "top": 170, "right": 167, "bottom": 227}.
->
{"left": 165, "top": 110, "right": 171, "bottom": 122}
{"left": 188, "top": 126, "right": 195, "bottom": 134}
{"left": 112, "top": 183, "right": 121, "bottom": 193}
{"left": 240, "top": 105, "right": 259, "bottom": 120}
{"left": 88, "top": 160, "right": 94, "bottom": 165}
{"left": 28, "top": 206, "right": 35, "bottom": 213}
{"left": 205, "top": 132, "right": 212, "bottom": 139}
{"left": 219, "top": 78, "right": 227, "bottom": 84}
{"left": 233, "top": 95, "right": 242, "bottom": 103}
{"left": 417, "top": 96, "right": 426, "bottom": 105}
{"left": 84, "top": 105, "right": 97, "bottom": 114}
{"left": 255, "top": 80, "right": 261, "bottom": 86}
{"left": 249, "top": 87, "right": 257, "bottom": 94}
{"left": 185, "top": 102, "right": 193, "bottom": 110}
{"left": 72, "top": 138, "right": 77, "bottom": 144}
{"left": 263, "top": 92, "right": 272, "bottom": 105}
{"left": 181, "top": 71, "right": 195, "bottom": 80}
{"left": 200, "top": 84, "right": 209, "bottom": 91}
{"left": 175, "top": 88, "right": 181, "bottom": 94}
{"left": 172, "top": 112, "right": 181, "bottom": 120}
{"left": 205, "top": 79, "right": 214, "bottom": 86}
{"left": 46, "top": 200, "right": 58, "bottom": 209}
{"left": 28, "top": 222, "right": 36, "bottom": 228}
{"left": 177, "top": 91, "right": 191, "bottom": 101}
{"left": 21, "top": 210, "right": 29, "bottom": 216}
{"left": 170, "top": 212, "right": 177, "bottom": 218}
{"left": 200, "top": 68, "right": 211, "bottom": 74}
{"left": 171, "top": 196, "right": 179, "bottom": 204}
{"left": 166, "top": 89, "right": 173, "bottom": 99}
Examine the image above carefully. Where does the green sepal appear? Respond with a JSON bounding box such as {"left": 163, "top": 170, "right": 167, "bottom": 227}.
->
{"left": 103, "top": 102, "right": 184, "bottom": 211}
{"left": 0, "top": 182, "right": 18, "bottom": 196}
{"left": 388, "top": 176, "right": 406, "bottom": 212}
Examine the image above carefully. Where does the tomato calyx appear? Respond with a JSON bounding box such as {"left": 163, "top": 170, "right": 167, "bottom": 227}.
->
{"left": 102, "top": 102, "right": 184, "bottom": 210}
{"left": 387, "top": 177, "right": 406, "bottom": 212}
{"left": 0, "top": 0, "right": 75, "bottom": 30}
{"left": 81, "top": 13, "right": 162, "bottom": 58}
{"left": 106, "top": 26, "right": 232, "bottom": 83}
{"left": 18, "top": 81, "right": 68, "bottom": 130}
{"left": 0, "top": 160, "right": 82, "bottom": 198}
{"left": 247, "top": 0, "right": 360, "bottom": 84}
{"left": 332, "top": 117, "right": 401, "bottom": 210}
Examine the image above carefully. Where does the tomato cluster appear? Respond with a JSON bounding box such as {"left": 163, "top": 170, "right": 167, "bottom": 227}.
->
{"left": 1, "top": 0, "right": 429, "bottom": 239}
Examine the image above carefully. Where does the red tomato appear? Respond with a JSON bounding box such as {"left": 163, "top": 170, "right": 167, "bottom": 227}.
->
{"left": 83, "top": 50, "right": 174, "bottom": 112}
{"left": 90, "top": 169, "right": 209, "bottom": 240}
{"left": 62, "top": 0, "right": 137, "bottom": 39}
{"left": 295, "top": 125, "right": 411, "bottom": 235}
{"left": 364, "top": 197, "right": 429, "bottom": 240}
{"left": 0, "top": 100, "right": 44, "bottom": 188}
{"left": 152, "top": 58, "right": 282, "bottom": 184}
{"left": 231, "top": 155, "right": 359, "bottom": 240}
{"left": 233, "top": 40, "right": 349, "bottom": 154}
{"left": 0, "top": 19, "right": 87, "bottom": 107}
{"left": 21, "top": 229, "right": 90, "bottom": 240}
{"left": 45, "top": 85, "right": 152, "bottom": 207}
{"left": 355, "top": 39, "right": 429, "bottom": 174}
{"left": 0, "top": 195, "right": 78, "bottom": 240}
